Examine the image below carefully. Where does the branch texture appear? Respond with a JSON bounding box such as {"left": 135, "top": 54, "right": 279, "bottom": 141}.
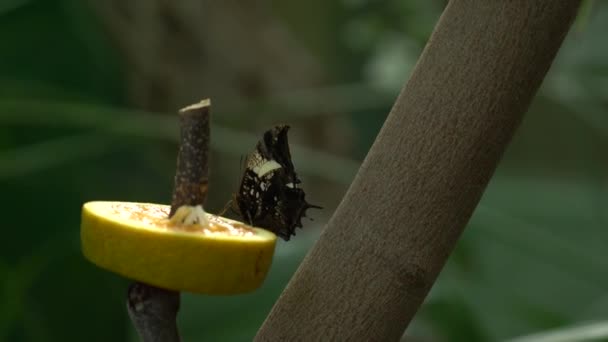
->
{"left": 127, "top": 283, "right": 181, "bottom": 342}
{"left": 256, "top": 1, "right": 581, "bottom": 341}
{"left": 127, "top": 100, "right": 211, "bottom": 342}
{"left": 170, "top": 99, "right": 211, "bottom": 216}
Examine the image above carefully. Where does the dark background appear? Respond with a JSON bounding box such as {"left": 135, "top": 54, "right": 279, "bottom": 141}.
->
{"left": 1, "top": 1, "right": 607, "bottom": 341}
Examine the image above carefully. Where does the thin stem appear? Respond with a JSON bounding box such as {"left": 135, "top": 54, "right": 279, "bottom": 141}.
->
{"left": 126, "top": 283, "right": 181, "bottom": 342}
{"left": 126, "top": 99, "right": 211, "bottom": 342}
{"left": 170, "top": 99, "right": 211, "bottom": 215}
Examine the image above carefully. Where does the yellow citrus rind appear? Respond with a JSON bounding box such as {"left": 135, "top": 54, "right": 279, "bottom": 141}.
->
{"left": 80, "top": 201, "right": 276, "bottom": 294}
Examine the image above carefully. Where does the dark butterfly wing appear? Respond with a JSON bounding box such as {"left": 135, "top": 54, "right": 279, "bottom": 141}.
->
{"left": 234, "top": 150, "right": 276, "bottom": 225}
{"left": 233, "top": 125, "right": 321, "bottom": 241}
{"left": 235, "top": 169, "right": 263, "bottom": 224}
{"left": 274, "top": 185, "right": 322, "bottom": 240}
{"left": 251, "top": 167, "right": 320, "bottom": 240}
{"left": 259, "top": 125, "right": 299, "bottom": 185}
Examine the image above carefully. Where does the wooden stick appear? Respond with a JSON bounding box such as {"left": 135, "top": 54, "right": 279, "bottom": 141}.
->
{"left": 170, "top": 99, "right": 211, "bottom": 216}
{"left": 127, "top": 99, "right": 211, "bottom": 342}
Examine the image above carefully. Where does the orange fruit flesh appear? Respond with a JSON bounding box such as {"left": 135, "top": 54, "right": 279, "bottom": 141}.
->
{"left": 81, "top": 201, "right": 276, "bottom": 295}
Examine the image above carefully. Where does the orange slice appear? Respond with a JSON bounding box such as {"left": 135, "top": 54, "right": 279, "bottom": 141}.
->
{"left": 80, "top": 201, "right": 276, "bottom": 294}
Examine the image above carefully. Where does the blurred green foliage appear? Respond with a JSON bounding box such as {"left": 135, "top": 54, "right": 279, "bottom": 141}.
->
{"left": 1, "top": 1, "right": 607, "bottom": 341}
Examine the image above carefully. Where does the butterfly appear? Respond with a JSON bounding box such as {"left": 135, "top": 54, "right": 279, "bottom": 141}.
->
{"left": 230, "top": 125, "right": 321, "bottom": 241}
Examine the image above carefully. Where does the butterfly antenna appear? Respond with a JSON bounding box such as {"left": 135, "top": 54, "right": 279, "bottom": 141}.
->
{"left": 220, "top": 155, "right": 247, "bottom": 218}
{"left": 307, "top": 202, "right": 323, "bottom": 210}
{"left": 239, "top": 154, "right": 245, "bottom": 174}
{"left": 218, "top": 199, "right": 233, "bottom": 216}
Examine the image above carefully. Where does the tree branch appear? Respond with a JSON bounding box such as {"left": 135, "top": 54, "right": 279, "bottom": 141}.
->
{"left": 126, "top": 283, "right": 180, "bottom": 342}
{"left": 127, "top": 99, "right": 211, "bottom": 342}
{"left": 255, "top": 1, "right": 581, "bottom": 341}
{"left": 170, "top": 99, "right": 211, "bottom": 216}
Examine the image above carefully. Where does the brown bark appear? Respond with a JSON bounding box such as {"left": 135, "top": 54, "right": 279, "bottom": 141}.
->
{"left": 127, "top": 100, "right": 211, "bottom": 342}
{"left": 170, "top": 100, "right": 211, "bottom": 216}
{"left": 255, "top": 1, "right": 581, "bottom": 341}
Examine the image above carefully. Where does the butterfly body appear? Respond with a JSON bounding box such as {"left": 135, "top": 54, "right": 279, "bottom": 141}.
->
{"left": 234, "top": 125, "right": 320, "bottom": 241}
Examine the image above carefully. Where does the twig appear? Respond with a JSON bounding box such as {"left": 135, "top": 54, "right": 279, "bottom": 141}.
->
{"left": 126, "top": 283, "right": 181, "bottom": 342}
{"left": 126, "top": 99, "right": 211, "bottom": 342}
{"left": 170, "top": 99, "right": 211, "bottom": 216}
